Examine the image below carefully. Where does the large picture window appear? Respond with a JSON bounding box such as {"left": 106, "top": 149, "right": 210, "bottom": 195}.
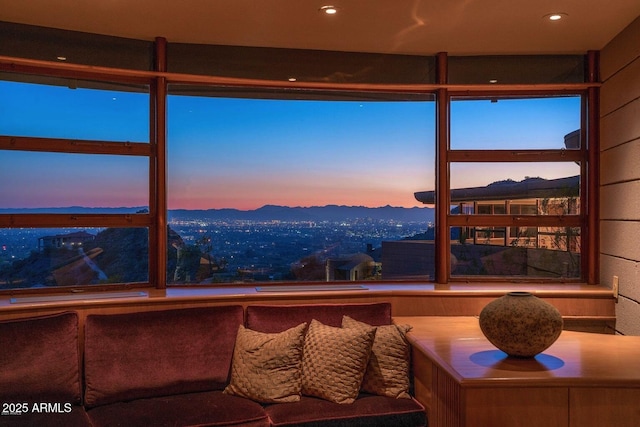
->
{"left": 166, "top": 92, "right": 436, "bottom": 284}
{"left": 0, "top": 47, "right": 597, "bottom": 293}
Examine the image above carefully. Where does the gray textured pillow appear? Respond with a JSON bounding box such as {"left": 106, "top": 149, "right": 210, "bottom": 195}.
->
{"left": 301, "top": 319, "right": 376, "bottom": 404}
{"left": 224, "top": 322, "right": 307, "bottom": 403}
{"left": 342, "top": 315, "right": 412, "bottom": 399}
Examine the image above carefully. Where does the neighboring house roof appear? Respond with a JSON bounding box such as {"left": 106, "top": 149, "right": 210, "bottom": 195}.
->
{"left": 414, "top": 175, "right": 580, "bottom": 204}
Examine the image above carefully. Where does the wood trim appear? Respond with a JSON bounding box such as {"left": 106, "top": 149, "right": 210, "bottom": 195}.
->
{"left": 433, "top": 366, "right": 461, "bottom": 427}
{"left": 586, "top": 51, "right": 600, "bottom": 284}
{"left": 0, "top": 55, "right": 601, "bottom": 94}
{"left": 448, "top": 214, "right": 581, "bottom": 227}
{"left": 0, "top": 135, "right": 150, "bottom": 156}
{"left": 0, "top": 58, "right": 152, "bottom": 85}
{"left": 411, "top": 347, "right": 434, "bottom": 415}
{"left": 0, "top": 283, "right": 615, "bottom": 317}
{"left": 148, "top": 82, "right": 159, "bottom": 286}
{"left": 155, "top": 37, "right": 168, "bottom": 73}
{"left": 0, "top": 213, "right": 152, "bottom": 228}
{"left": 436, "top": 52, "right": 447, "bottom": 85}
{"left": 153, "top": 38, "right": 168, "bottom": 288}
{"left": 436, "top": 88, "right": 449, "bottom": 283}
{"left": 155, "top": 77, "right": 168, "bottom": 288}
{"left": 449, "top": 149, "right": 582, "bottom": 163}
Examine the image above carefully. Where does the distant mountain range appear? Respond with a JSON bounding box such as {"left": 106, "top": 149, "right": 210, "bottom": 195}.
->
{"left": 1, "top": 205, "right": 434, "bottom": 223}
{"left": 170, "top": 205, "right": 434, "bottom": 223}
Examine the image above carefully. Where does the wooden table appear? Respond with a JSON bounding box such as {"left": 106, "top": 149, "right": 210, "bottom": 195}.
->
{"left": 394, "top": 316, "right": 640, "bottom": 427}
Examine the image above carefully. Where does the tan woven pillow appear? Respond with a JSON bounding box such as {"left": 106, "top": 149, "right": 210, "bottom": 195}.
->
{"left": 342, "top": 315, "right": 412, "bottom": 399}
{"left": 224, "top": 322, "right": 307, "bottom": 403}
{"left": 301, "top": 319, "right": 376, "bottom": 404}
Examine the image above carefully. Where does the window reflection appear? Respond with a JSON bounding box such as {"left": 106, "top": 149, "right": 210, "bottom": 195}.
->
{"left": 450, "top": 226, "right": 580, "bottom": 278}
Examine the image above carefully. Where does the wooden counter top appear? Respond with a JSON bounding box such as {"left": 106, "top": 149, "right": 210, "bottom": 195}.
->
{"left": 395, "top": 316, "right": 640, "bottom": 388}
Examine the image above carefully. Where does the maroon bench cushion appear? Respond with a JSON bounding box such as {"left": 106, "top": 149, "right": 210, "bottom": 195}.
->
{"left": 0, "top": 409, "right": 92, "bottom": 427}
{"left": 245, "top": 302, "right": 392, "bottom": 332}
{"left": 84, "top": 305, "right": 243, "bottom": 408}
{"left": 86, "top": 390, "right": 269, "bottom": 427}
{"left": 265, "top": 394, "right": 427, "bottom": 427}
{"left": 0, "top": 311, "right": 81, "bottom": 403}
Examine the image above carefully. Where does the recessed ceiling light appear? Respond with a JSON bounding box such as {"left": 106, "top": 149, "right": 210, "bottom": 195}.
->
{"left": 288, "top": 77, "right": 297, "bottom": 82}
{"left": 489, "top": 79, "right": 498, "bottom": 84}
{"left": 56, "top": 56, "right": 67, "bottom": 61}
{"left": 545, "top": 12, "right": 567, "bottom": 21}
{"left": 320, "top": 5, "right": 338, "bottom": 15}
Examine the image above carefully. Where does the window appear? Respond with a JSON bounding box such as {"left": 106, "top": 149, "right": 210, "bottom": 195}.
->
{"left": 0, "top": 44, "right": 598, "bottom": 293}
{"left": 445, "top": 95, "right": 584, "bottom": 279}
{"left": 166, "top": 91, "right": 436, "bottom": 284}
{"left": 0, "top": 75, "right": 152, "bottom": 290}
{"left": 1, "top": 151, "right": 148, "bottom": 212}
{"left": 0, "top": 77, "right": 149, "bottom": 142}
{"left": 0, "top": 227, "right": 149, "bottom": 288}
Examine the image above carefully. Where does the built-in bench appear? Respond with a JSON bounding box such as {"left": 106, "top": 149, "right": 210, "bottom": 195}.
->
{"left": 0, "top": 302, "right": 427, "bottom": 427}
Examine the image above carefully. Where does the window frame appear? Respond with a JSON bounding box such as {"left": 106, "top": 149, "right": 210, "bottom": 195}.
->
{"left": 444, "top": 91, "right": 587, "bottom": 282}
{"left": 0, "top": 68, "right": 156, "bottom": 291}
{"left": 0, "top": 49, "right": 600, "bottom": 294}
{"left": 163, "top": 88, "right": 437, "bottom": 285}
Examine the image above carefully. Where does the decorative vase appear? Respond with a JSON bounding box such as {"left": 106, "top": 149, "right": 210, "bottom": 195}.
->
{"left": 479, "top": 291, "right": 563, "bottom": 358}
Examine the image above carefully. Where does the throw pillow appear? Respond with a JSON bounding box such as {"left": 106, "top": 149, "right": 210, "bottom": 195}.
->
{"left": 342, "top": 315, "right": 412, "bottom": 399}
{"left": 224, "top": 322, "right": 307, "bottom": 403}
{"left": 301, "top": 318, "right": 376, "bottom": 404}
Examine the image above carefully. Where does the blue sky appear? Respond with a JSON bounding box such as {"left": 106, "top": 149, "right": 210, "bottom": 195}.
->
{"left": 0, "top": 80, "right": 580, "bottom": 210}
{"left": 167, "top": 96, "right": 434, "bottom": 209}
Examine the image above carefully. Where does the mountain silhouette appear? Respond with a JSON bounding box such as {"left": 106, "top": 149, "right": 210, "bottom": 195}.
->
{"left": 1, "top": 205, "right": 434, "bottom": 223}
{"left": 169, "top": 205, "right": 434, "bottom": 222}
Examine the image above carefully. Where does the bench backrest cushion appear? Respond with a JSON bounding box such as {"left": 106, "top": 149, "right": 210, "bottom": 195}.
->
{"left": 0, "top": 311, "right": 81, "bottom": 404}
{"left": 245, "top": 302, "right": 392, "bottom": 333}
{"left": 84, "top": 305, "right": 243, "bottom": 408}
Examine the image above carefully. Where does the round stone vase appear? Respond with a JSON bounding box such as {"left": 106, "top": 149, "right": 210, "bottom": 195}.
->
{"left": 479, "top": 291, "right": 563, "bottom": 358}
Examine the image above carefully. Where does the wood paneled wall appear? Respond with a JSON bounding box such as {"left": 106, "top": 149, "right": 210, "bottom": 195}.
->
{"left": 600, "top": 16, "right": 640, "bottom": 335}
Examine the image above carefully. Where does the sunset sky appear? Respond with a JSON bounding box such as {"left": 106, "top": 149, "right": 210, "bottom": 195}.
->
{"left": 1, "top": 80, "right": 580, "bottom": 210}
{"left": 167, "top": 95, "right": 434, "bottom": 210}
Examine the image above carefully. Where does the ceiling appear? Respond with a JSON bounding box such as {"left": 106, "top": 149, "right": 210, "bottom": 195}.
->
{"left": 1, "top": 1, "right": 640, "bottom": 56}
